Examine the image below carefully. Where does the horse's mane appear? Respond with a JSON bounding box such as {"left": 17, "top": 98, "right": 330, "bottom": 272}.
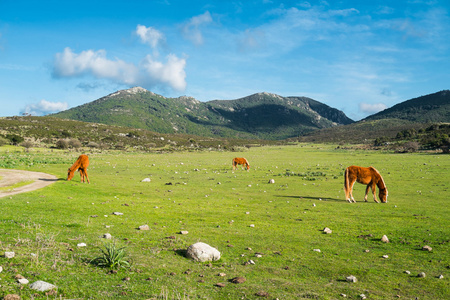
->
{"left": 370, "top": 167, "right": 386, "bottom": 190}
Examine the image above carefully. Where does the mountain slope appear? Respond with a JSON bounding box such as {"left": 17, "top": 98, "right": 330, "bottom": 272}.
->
{"left": 363, "top": 90, "right": 450, "bottom": 122}
{"left": 51, "top": 87, "right": 353, "bottom": 140}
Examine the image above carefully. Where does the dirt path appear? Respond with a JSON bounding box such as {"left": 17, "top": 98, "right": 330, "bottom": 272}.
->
{"left": 0, "top": 169, "right": 59, "bottom": 198}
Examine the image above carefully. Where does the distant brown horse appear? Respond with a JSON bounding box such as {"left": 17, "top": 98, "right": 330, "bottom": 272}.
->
{"left": 344, "top": 166, "right": 387, "bottom": 203}
{"left": 232, "top": 157, "right": 250, "bottom": 171}
{"left": 67, "top": 154, "right": 90, "bottom": 183}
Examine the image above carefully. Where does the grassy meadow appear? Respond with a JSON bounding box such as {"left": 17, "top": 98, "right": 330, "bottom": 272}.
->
{"left": 0, "top": 144, "right": 448, "bottom": 299}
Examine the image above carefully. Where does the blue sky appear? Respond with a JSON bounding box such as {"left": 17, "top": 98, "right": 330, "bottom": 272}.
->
{"left": 1, "top": 0, "right": 449, "bottom": 120}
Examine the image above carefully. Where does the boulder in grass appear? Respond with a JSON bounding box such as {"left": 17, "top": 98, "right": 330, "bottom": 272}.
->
{"left": 186, "top": 242, "right": 220, "bottom": 262}
{"left": 381, "top": 235, "right": 389, "bottom": 243}
{"left": 29, "top": 280, "right": 57, "bottom": 292}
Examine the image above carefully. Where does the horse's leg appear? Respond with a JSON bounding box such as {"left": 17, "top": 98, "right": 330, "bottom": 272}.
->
{"left": 364, "top": 184, "right": 370, "bottom": 202}
{"left": 79, "top": 169, "right": 85, "bottom": 183}
{"left": 84, "top": 169, "right": 90, "bottom": 184}
{"left": 372, "top": 183, "right": 379, "bottom": 203}
{"left": 349, "top": 180, "right": 356, "bottom": 203}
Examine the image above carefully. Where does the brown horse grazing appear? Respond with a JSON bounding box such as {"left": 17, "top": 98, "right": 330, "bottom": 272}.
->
{"left": 344, "top": 166, "right": 387, "bottom": 203}
{"left": 67, "top": 154, "right": 90, "bottom": 183}
{"left": 232, "top": 157, "right": 250, "bottom": 171}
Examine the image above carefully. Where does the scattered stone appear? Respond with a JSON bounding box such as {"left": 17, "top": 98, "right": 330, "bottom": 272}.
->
{"left": 268, "top": 179, "right": 275, "bottom": 184}
{"left": 218, "top": 273, "right": 226, "bottom": 277}
{"left": 186, "top": 242, "right": 221, "bottom": 262}
{"left": 422, "top": 245, "right": 432, "bottom": 251}
{"left": 112, "top": 212, "right": 123, "bottom": 216}
{"left": 364, "top": 249, "right": 370, "bottom": 253}
{"left": 346, "top": 275, "right": 357, "bottom": 283}
{"left": 313, "top": 203, "right": 316, "bottom": 207}
{"left": 313, "top": 249, "right": 321, "bottom": 252}
{"left": 404, "top": 270, "right": 411, "bottom": 275}
{"left": 179, "top": 231, "right": 189, "bottom": 235}
{"left": 246, "top": 247, "right": 252, "bottom": 251}
{"left": 437, "top": 274, "right": 444, "bottom": 279}
{"left": 255, "top": 254, "right": 262, "bottom": 258}
{"left": 141, "top": 178, "right": 151, "bottom": 182}
{"left": 4, "top": 252, "right": 15, "bottom": 258}
{"left": 246, "top": 211, "right": 250, "bottom": 214}
{"left": 418, "top": 272, "right": 426, "bottom": 278}
{"left": 122, "top": 277, "right": 130, "bottom": 281}
{"left": 231, "top": 277, "right": 246, "bottom": 284}
{"left": 15, "top": 274, "right": 25, "bottom": 279}
{"left": 18, "top": 278, "right": 29, "bottom": 285}
{"left": 215, "top": 283, "right": 225, "bottom": 287}
{"left": 90, "top": 215, "right": 98, "bottom": 218}
{"left": 341, "top": 294, "right": 347, "bottom": 298}
{"left": 77, "top": 243, "right": 87, "bottom": 247}
{"left": 138, "top": 225, "right": 150, "bottom": 231}
{"left": 382, "top": 255, "right": 389, "bottom": 259}
{"left": 255, "top": 291, "right": 270, "bottom": 297}
{"left": 248, "top": 260, "right": 255, "bottom": 265}
{"left": 360, "top": 294, "right": 367, "bottom": 299}
{"left": 249, "top": 224, "right": 255, "bottom": 227}
{"left": 103, "top": 233, "right": 112, "bottom": 239}
{"left": 29, "top": 280, "right": 57, "bottom": 292}
{"left": 381, "top": 235, "right": 389, "bottom": 243}
{"left": 4, "top": 295, "right": 20, "bottom": 300}
{"left": 0, "top": 266, "right": 3, "bottom": 272}
{"left": 323, "top": 227, "right": 332, "bottom": 234}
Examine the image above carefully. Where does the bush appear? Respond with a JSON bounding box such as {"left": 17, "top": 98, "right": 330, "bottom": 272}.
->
{"left": 69, "top": 139, "right": 82, "bottom": 149}
{"left": 91, "top": 242, "right": 131, "bottom": 270}
{"left": 0, "top": 136, "right": 9, "bottom": 146}
{"left": 20, "top": 141, "right": 34, "bottom": 149}
{"left": 56, "top": 139, "right": 69, "bottom": 149}
{"left": 6, "top": 134, "right": 24, "bottom": 145}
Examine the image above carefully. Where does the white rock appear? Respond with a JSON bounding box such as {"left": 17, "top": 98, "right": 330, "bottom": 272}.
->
{"left": 381, "top": 235, "right": 389, "bottom": 243}
{"left": 249, "top": 224, "right": 255, "bottom": 228}
{"left": 404, "top": 270, "right": 411, "bottom": 274}
{"left": 77, "top": 243, "right": 87, "bottom": 247}
{"left": 323, "top": 227, "right": 332, "bottom": 234}
{"left": 113, "top": 212, "right": 123, "bottom": 215}
{"left": 382, "top": 255, "right": 389, "bottom": 259}
{"left": 138, "top": 225, "right": 150, "bottom": 230}
{"left": 360, "top": 294, "right": 367, "bottom": 299}
{"left": 0, "top": 266, "right": 2, "bottom": 272}
{"left": 186, "top": 242, "right": 221, "bottom": 262}
{"left": 313, "top": 249, "right": 321, "bottom": 252}
{"left": 4, "top": 252, "right": 15, "bottom": 258}
{"left": 141, "top": 178, "right": 151, "bottom": 182}
{"left": 438, "top": 274, "right": 444, "bottom": 279}
{"left": 268, "top": 179, "right": 275, "bottom": 184}
{"left": 346, "top": 275, "right": 357, "bottom": 283}
{"left": 29, "top": 280, "right": 57, "bottom": 292}
{"left": 180, "top": 231, "right": 189, "bottom": 235}
{"left": 18, "top": 278, "right": 29, "bottom": 284}
{"left": 103, "top": 233, "right": 112, "bottom": 239}
{"left": 418, "top": 272, "right": 426, "bottom": 278}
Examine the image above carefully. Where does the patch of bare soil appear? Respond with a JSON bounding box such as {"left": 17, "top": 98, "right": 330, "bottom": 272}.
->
{"left": 0, "top": 169, "right": 58, "bottom": 198}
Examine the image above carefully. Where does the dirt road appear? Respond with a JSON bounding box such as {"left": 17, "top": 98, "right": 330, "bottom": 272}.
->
{"left": 0, "top": 169, "right": 59, "bottom": 198}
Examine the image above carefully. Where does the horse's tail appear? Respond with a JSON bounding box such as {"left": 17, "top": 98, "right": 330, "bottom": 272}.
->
{"left": 344, "top": 167, "right": 350, "bottom": 195}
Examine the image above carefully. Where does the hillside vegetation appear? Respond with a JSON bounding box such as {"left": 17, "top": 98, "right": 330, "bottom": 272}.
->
{"left": 0, "top": 116, "right": 277, "bottom": 152}
{"left": 51, "top": 87, "right": 353, "bottom": 140}
{"left": 364, "top": 90, "right": 450, "bottom": 123}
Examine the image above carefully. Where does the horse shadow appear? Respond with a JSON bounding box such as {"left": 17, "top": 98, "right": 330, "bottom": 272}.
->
{"left": 275, "top": 195, "right": 342, "bottom": 202}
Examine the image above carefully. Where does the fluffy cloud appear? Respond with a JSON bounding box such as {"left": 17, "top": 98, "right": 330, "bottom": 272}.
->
{"left": 21, "top": 100, "right": 68, "bottom": 116}
{"left": 182, "top": 11, "right": 212, "bottom": 45}
{"left": 136, "top": 25, "right": 165, "bottom": 49}
{"left": 359, "top": 102, "right": 388, "bottom": 114}
{"left": 52, "top": 47, "right": 186, "bottom": 92}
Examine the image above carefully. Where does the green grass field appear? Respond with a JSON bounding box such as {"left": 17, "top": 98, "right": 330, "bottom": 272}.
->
{"left": 0, "top": 145, "right": 448, "bottom": 299}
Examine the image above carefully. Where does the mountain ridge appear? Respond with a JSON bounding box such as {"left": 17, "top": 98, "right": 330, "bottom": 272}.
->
{"left": 51, "top": 88, "right": 354, "bottom": 140}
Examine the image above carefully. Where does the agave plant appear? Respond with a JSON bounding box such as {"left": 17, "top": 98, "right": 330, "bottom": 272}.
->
{"left": 91, "top": 242, "right": 131, "bottom": 270}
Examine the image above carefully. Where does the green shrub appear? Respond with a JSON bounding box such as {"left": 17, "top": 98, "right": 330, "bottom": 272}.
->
{"left": 91, "top": 242, "right": 131, "bottom": 270}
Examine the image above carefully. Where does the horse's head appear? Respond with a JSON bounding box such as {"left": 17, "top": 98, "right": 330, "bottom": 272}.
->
{"left": 67, "top": 168, "right": 74, "bottom": 181}
{"left": 246, "top": 164, "right": 250, "bottom": 170}
{"left": 379, "top": 188, "right": 388, "bottom": 203}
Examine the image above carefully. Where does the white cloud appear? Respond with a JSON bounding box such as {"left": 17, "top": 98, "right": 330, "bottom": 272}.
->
{"left": 22, "top": 99, "right": 68, "bottom": 116}
{"left": 136, "top": 25, "right": 165, "bottom": 49}
{"left": 182, "top": 11, "right": 213, "bottom": 45}
{"left": 52, "top": 47, "right": 186, "bottom": 92}
{"left": 359, "top": 102, "right": 388, "bottom": 114}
